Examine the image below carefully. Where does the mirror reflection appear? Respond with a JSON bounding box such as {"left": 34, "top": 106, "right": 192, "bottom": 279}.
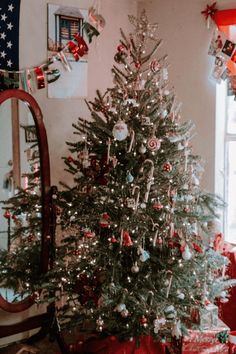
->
{"left": 0, "top": 98, "right": 42, "bottom": 303}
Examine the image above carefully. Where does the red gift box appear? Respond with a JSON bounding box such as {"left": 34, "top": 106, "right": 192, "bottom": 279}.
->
{"left": 166, "top": 318, "right": 229, "bottom": 354}
{"left": 181, "top": 318, "right": 229, "bottom": 354}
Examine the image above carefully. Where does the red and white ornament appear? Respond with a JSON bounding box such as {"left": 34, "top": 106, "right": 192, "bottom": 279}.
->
{"left": 83, "top": 229, "right": 95, "bottom": 238}
{"left": 150, "top": 59, "right": 160, "bottom": 72}
{"left": 147, "top": 136, "right": 161, "bottom": 151}
{"left": 152, "top": 201, "right": 163, "bottom": 210}
{"left": 99, "top": 212, "right": 111, "bottom": 228}
{"left": 122, "top": 230, "right": 133, "bottom": 246}
{"left": 112, "top": 120, "right": 128, "bottom": 141}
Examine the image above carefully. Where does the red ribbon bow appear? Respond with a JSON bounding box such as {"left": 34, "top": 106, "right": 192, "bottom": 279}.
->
{"left": 201, "top": 2, "right": 218, "bottom": 20}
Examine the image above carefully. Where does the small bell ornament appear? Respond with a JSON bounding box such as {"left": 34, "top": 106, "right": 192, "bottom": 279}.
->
{"left": 131, "top": 262, "right": 139, "bottom": 273}
{"left": 112, "top": 120, "right": 128, "bottom": 141}
{"left": 123, "top": 230, "right": 133, "bottom": 246}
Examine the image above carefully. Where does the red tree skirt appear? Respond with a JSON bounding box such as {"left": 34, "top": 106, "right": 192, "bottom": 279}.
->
{"left": 77, "top": 335, "right": 166, "bottom": 354}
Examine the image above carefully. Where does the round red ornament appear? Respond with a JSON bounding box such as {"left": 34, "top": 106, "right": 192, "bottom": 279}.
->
{"left": 163, "top": 162, "right": 172, "bottom": 172}
{"left": 27, "top": 234, "right": 34, "bottom": 242}
{"left": 73, "top": 249, "right": 81, "bottom": 256}
{"left": 117, "top": 44, "right": 126, "bottom": 52}
{"left": 110, "top": 236, "right": 118, "bottom": 243}
{"left": 3, "top": 209, "right": 11, "bottom": 219}
{"left": 152, "top": 201, "right": 163, "bottom": 210}
{"left": 84, "top": 230, "right": 95, "bottom": 238}
{"left": 67, "top": 156, "right": 75, "bottom": 163}
{"left": 140, "top": 315, "right": 148, "bottom": 324}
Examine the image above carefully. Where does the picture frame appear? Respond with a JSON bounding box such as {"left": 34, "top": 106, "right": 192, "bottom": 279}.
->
{"left": 25, "top": 125, "right": 37, "bottom": 143}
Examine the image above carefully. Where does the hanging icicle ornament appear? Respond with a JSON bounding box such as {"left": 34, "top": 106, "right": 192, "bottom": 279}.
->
{"left": 112, "top": 120, "right": 128, "bottom": 141}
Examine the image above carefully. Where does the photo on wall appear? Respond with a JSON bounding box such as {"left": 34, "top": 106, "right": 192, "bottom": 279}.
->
{"left": 47, "top": 4, "right": 88, "bottom": 99}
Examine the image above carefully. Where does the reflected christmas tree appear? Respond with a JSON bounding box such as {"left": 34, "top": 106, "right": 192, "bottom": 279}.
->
{"left": 0, "top": 138, "right": 42, "bottom": 300}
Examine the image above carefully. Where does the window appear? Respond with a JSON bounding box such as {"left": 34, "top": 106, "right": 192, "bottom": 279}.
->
{"left": 59, "top": 17, "right": 83, "bottom": 42}
{"left": 216, "top": 78, "right": 236, "bottom": 243}
{"left": 213, "top": 10, "right": 236, "bottom": 243}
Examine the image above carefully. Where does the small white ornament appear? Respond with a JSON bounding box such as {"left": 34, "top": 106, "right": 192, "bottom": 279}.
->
{"left": 139, "top": 144, "right": 147, "bottom": 154}
{"left": 112, "top": 120, "right": 128, "bottom": 141}
{"left": 182, "top": 245, "right": 192, "bottom": 261}
{"left": 131, "top": 262, "right": 139, "bottom": 273}
{"left": 176, "top": 291, "right": 185, "bottom": 300}
{"left": 115, "top": 303, "right": 126, "bottom": 312}
{"left": 121, "top": 309, "right": 129, "bottom": 317}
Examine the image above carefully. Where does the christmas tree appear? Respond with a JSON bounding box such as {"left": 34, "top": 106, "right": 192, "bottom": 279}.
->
{"left": 0, "top": 137, "right": 42, "bottom": 300}
{"left": 30, "top": 10, "right": 236, "bottom": 342}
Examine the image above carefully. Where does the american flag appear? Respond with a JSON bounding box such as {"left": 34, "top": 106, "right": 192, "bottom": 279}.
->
{"left": 0, "top": 0, "right": 21, "bottom": 71}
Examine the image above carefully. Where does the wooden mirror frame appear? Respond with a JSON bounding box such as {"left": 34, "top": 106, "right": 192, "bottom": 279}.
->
{"left": 0, "top": 89, "right": 51, "bottom": 312}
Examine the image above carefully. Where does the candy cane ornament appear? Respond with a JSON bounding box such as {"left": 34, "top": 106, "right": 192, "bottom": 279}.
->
{"left": 128, "top": 129, "right": 135, "bottom": 153}
{"left": 142, "top": 159, "right": 154, "bottom": 203}
{"left": 132, "top": 185, "right": 140, "bottom": 210}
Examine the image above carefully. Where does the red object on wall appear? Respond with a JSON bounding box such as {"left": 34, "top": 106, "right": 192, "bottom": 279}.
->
{"left": 212, "top": 9, "right": 236, "bottom": 75}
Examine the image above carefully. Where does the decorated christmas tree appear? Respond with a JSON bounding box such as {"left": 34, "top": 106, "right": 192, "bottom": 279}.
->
{"left": 0, "top": 138, "right": 42, "bottom": 300}
{"left": 45, "top": 11, "right": 235, "bottom": 341}
{"left": 22, "top": 10, "right": 235, "bottom": 344}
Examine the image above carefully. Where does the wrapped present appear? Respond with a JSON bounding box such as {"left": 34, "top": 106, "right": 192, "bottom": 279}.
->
{"left": 166, "top": 318, "right": 229, "bottom": 354}
{"left": 191, "top": 304, "right": 218, "bottom": 329}
{"left": 181, "top": 318, "right": 229, "bottom": 354}
{"left": 229, "top": 330, "right": 236, "bottom": 354}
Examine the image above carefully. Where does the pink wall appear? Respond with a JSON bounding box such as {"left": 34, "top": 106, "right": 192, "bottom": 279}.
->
{"left": 142, "top": 0, "right": 236, "bottom": 192}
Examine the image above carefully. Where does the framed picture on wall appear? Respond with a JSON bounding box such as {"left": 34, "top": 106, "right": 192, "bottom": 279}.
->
{"left": 47, "top": 4, "right": 88, "bottom": 99}
{"left": 25, "top": 126, "right": 37, "bottom": 143}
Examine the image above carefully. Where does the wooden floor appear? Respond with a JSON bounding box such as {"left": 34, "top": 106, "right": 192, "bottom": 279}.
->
{"left": 0, "top": 338, "right": 60, "bottom": 354}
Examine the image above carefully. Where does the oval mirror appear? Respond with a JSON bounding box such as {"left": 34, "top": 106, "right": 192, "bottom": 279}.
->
{"left": 0, "top": 89, "right": 51, "bottom": 312}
